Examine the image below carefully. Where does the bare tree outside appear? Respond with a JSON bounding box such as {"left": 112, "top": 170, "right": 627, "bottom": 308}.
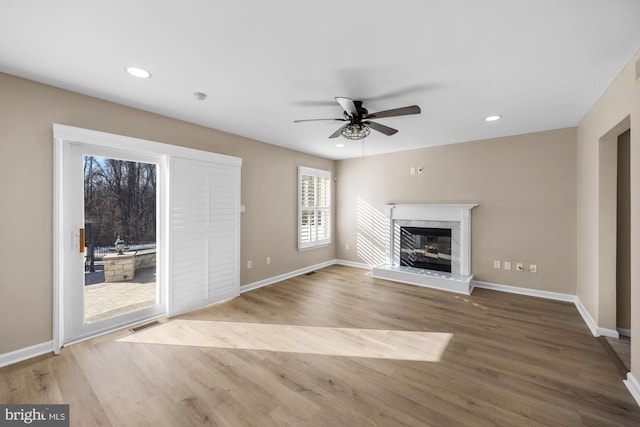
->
{"left": 84, "top": 156, "right": 156, "bottom": 249}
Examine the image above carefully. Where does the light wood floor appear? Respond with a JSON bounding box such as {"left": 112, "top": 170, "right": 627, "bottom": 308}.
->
{"left": 2, "top": 265, "right": 639, "bottom": 426}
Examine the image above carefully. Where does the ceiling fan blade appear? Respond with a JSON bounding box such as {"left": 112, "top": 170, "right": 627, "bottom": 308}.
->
{"left": 294, "top": 118, "right": 346, "bottom": 123}
{"left": 329, "top": 124, "right": 349, "bottom": 138}
{"left": 365, "top": 105, "right": 421, "bottom": 120}
{"left": 335, "top": 97, "right": 359, "bottom": 118}
{"left": 364, "top": 121, "right": 398, "bottom": 136}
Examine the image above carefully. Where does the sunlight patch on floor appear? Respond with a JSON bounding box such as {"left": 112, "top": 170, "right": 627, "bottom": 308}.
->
{"left": 117, "top": 320, "right": 453, "bottom": 361}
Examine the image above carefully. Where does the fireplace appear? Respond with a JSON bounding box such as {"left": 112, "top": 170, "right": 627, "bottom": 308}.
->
{"left": 372, "top": 204, "right": 477, "bottom": 294}
{"left": 400, "top": 227, "right": 452, "bottom": 273}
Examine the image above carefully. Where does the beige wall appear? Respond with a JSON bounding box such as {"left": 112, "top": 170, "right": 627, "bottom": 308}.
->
{"left": 576, "top": 48, "right": 639, "bottom": 379}
{"left": 335, "top": 128, "right": 577, "bottom": 294}
{"left": 0, "top": 73, "right": 335, "bottom": 355}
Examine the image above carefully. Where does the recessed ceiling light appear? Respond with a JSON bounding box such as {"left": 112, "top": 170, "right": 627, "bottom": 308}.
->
{"left": 125, "top": 66, "right": 151, "bottom": 79}
{"left": 484, "top": 115, "right": 502, "bottom": 122}
{"left": 336, "top": 142, "right": 345, "bottom": 147}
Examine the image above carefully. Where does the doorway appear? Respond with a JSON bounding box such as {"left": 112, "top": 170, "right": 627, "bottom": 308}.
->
{"left": 611, "top": 129, "right": 632, "bottom": 372}
{"left": 61, "top": 142, "right": 166, "bottom": 345}
{"left": 597, "top": 124, "right": 632, "bottom": 374}
{"left": 617, "top": 129, "right": 631, "bottom": 338}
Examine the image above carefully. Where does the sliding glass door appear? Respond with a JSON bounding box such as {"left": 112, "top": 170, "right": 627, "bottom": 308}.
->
{"left": 62, "top": 142, "right": 165, "bottom": 344}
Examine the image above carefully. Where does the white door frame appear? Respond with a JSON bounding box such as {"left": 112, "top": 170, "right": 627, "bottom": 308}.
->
{"left": 53, "top": 124, "right": 242, "bottom": 353}
{"left": 53, "top": 126, "right": 171, "bottom": 351}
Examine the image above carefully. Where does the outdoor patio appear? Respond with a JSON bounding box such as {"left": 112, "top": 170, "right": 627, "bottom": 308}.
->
{"left": 84, "top": 265, "right": 157, "bottom": 323}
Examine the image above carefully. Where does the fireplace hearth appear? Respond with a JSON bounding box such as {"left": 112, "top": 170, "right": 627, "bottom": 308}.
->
{"left": 372, "top": 204, "right": 477, "bottom": 294}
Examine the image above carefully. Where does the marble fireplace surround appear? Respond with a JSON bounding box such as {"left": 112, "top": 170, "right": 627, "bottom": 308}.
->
{"left": 372, "top": 204, "right": 478, "bottom": 295}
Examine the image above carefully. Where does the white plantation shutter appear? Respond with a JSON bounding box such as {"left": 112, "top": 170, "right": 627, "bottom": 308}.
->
{"left": 170, "top": 156, "right": 241, "bottom": 316}
{"left": 298, "top": 166, "right": 331, "bottom": 250}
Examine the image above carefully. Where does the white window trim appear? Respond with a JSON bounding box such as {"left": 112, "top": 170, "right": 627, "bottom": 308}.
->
{"left": 298, "top": 166, "right": 332, "bottom": 251}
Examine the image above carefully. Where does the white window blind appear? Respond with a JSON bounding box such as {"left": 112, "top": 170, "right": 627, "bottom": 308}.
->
{"left": 298, "top": 166, "right": 331, "bottom": 250}
{"left": 169, "top": 156, "right": 241, "bottom": 316}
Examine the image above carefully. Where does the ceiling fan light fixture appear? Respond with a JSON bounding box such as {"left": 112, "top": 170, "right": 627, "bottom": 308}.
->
{"left": 341, "top": 123, "right": 370, "bottom": 140}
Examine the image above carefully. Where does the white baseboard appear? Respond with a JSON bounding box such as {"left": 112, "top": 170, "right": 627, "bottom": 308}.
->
{"left": 240, "top": 260, "right": 337, "bottom": 293}
{"left": 472, "top": 280, "right": 620, "bottom": 338}
{"left": 618, "top": 328, "right": 631, "bottom": 338}
{"left": 573, "top": 298, "right": 620, "bottom": 337}
{"left": 0, "top": 341, "right": 53, "bottom": 368}
{"left": 472, "top": 280, "right": 575, "bottom": 302}
{"left": 572, "top": 298, "right": 618, "bottom": 338}
{"left": 573, "top": 296, "right": 600, "bottom": 337}
{"left": 596, "top": 327, "right": 620, "bottom": 338}
{"left": 334, "top": 259, "right": 371, "bottom": 270}
{"left": 240, "top": 259, "right": 374, "bottom": 294}
{"left": 624, "top": 373, "right": 640, "bottom": 407}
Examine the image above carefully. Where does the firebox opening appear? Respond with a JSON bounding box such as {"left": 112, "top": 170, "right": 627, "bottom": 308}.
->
{"left": 400, "top": 227, "right": 452, "bottom": 273}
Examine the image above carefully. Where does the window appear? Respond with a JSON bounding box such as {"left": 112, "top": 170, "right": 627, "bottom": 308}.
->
{"left": 298, "top": 166, "right": 332, "bottom": 250}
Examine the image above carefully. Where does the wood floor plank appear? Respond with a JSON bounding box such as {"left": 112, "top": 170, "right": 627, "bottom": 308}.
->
{"left": 1, "top": 264, "right": 639, "bottom": 426}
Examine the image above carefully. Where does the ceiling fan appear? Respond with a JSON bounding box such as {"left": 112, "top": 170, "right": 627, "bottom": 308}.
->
{"left": 294, "top": 97, "right": 421, "bottom": 140}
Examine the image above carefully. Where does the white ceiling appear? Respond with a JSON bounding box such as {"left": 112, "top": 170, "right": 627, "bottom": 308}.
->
{"left": 1, "top": 1, "right": 640, "bottom": 160}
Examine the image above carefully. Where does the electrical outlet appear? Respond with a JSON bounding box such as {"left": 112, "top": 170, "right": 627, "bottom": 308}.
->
{"left": 247, "top": 260, "right": 252, "bottom": 269}
{"left": 530, "top": 264, "right": 537, "bottom": 273}
{"left": 516, "top": 263, "right": 523, "bottom": 271}
{"left": 493, "top": 260, "right": 501, "bottom": 269}
{"left": 410, "top": 167, "right": 416, "bottom": 175}
{"left": 266, "top": 257, "right": 271, "bottom": 265}
{"left": 504, "top": 261, "right": 511, "bottom": 271}
{"left": 345, "top": 244, "right": 349, "bottom": 250}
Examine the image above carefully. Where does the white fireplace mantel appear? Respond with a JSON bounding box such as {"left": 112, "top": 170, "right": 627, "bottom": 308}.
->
{"left": 373, "top": 203, "right": 478, "bottom": 294}
{"left": 383, "top": 203, "right": 477, "bottom": 223}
